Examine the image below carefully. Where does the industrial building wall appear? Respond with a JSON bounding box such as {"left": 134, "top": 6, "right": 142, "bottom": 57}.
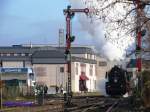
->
{"left": 33, "top": 64, "right": 67, "bottom": 89}
{"left": 1, "top": 60, "right": 98, "bottom": 93}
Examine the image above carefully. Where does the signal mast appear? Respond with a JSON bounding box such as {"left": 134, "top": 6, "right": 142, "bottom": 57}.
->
{"left": 133, "top": 0, "right": 148, "bottom": 94}
{"left": 134, "top": 0, "right": 143, "bottom": 72}
{"left": 63, "top": 6, "right": 89, "bottom": 105}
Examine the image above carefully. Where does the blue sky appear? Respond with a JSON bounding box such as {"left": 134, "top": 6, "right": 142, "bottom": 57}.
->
{"left": 0, "top": 0, "right": 92, "bottom": 46}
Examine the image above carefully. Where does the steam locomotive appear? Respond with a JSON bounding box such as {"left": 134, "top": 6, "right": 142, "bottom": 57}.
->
{"left": 105, "top": 65, "right": 130, "bottom": 96}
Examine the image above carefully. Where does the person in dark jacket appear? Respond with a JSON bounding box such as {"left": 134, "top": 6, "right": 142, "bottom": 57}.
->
{"left": 44, "top": 85, "right": 48, "bottom": 95}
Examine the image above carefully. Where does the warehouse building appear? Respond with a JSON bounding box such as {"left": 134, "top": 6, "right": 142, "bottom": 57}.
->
{"left": 0, "top": 45, "right": 100, "bottom": 94}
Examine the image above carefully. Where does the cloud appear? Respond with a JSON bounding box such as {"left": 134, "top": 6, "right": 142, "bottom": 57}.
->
{"left": 69, "top": 0, "right": 135, "bottom": 60}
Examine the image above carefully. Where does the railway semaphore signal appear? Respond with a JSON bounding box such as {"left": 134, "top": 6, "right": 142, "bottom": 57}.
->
{"left": 63, "top": 5, "right": 89, "bottom": 105}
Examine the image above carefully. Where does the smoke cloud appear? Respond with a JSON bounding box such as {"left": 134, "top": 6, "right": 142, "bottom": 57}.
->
{"left": 69, "top": 0, "right": 133, "bottom": 61}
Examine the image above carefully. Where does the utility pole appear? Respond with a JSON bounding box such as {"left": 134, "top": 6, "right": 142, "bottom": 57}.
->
{"left": 63, "top": 6, "right": 89, "bottom": 105}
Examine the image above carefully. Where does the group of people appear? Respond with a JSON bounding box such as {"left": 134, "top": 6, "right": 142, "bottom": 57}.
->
{"left": 56, "top": 85, "right": 64, "bottom": 94}
{"left": 35, "top": 84, "right": 48, "bottom": 105}
{"left": 35, "top": 84, "right": 48, "bottom": 96}
{"left": 35, "top": 84, "right": 64, "bottom": 95}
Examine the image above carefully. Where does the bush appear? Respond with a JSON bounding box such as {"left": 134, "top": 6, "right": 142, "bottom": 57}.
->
{"left": 142, "top": 70, "right": 150, "bottom": 108}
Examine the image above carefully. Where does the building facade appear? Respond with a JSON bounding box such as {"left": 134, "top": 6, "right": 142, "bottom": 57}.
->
{"left": 0, "top": 45, "right": 98, "bottom": 93}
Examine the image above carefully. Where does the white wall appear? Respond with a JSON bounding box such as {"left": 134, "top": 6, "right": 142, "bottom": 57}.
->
{"left": 73, "top": 62, "right": 97, "bottom": 92}
{"left": 86, "top": 63, "right": 96, "bottom": 92}
{"left": 1, "top": 60, "right": 98, "bottom": 93}
{"left": 72, "top": 62, "right": 80, "bottom": 92}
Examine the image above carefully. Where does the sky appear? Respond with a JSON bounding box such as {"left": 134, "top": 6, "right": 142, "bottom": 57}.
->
{"left": 0, "top": 0, "right": 135, "bottom": 60}
{"left": 0, "top": 0, "right": 92, "bottom": 46}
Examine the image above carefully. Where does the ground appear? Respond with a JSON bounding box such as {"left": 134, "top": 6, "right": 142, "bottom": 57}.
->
{"left": 0, "top": 94, "right": 149, "bottom": 112}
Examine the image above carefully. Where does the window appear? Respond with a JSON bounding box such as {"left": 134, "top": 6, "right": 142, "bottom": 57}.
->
{"left": 22, "top": 54, "right": 25, "bottom": 56}
{"left": 60, "top": 67, "right": 64, "bottom": 73}
{"left": 6, "top": 54, "right": 11, "bottom": 56}
{"left": 76, "top": 63, "right": 78, "bottom": 75}
{"left": 18, "top": 53, "right": 22, "bottom": 56}
{"left": 85, "top": 54, "right": 88, "bottom": 59}
{"left": 14, "top": 53, "right": 18, "bottom": 56}
{"left": 10, "top": 53, "right": 14, "bottom": 56}
{"left": 87, "top": 54, "right": 90, "bottom": 59}
{"left": 94, "top": 80, "right": 96, "bottom": 89}
{"left": 90, "top": 54, "right": 92, "bottom": 59}
{"left": 89, "top": 65, "right": 93, "bottom": 76}
{"left": 25, "top": 53, "right": 29, "bottom": 56}
{"left": 99, "top": 61, "right": 107, "bottom": 66}
{"left": 93, "top": 55, "right": 96, "bottom": 60}
{"left": 3, "top": 53, "right": 7, "bottom": 56}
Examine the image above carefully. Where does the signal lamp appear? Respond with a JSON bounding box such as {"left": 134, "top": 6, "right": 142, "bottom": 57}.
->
{"left": 70, "top": 36, "right": 75, "bottom": 42}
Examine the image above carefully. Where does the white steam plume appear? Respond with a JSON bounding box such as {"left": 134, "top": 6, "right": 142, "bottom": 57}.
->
{"left": 69, "top": 0, "right": 134, "bottom": 61}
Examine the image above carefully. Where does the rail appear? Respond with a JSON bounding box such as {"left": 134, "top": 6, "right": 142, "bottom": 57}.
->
{"left": 105, "top": 101, "right": 119, "bottom": 112}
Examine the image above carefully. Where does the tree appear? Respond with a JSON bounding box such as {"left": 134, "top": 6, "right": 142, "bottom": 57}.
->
{"left": 82, "top": 0, "right": 150, "bottom": 57}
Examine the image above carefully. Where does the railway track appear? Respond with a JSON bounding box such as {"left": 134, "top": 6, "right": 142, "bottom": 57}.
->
{"left": 64, "top": 96, "right": 121, "bottom": 112}
{"left": 105, "top": 101, "right": 119, "bottom": 112}
{"left": 1, "top": 96, "right": 125, "bottom": 112}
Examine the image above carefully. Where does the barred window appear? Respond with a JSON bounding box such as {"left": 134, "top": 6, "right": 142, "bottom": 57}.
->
{"left": 99, "top": 61, "right": 107, "bottom": 66}
{"left": 25, "top": 53, "right": 29, "bottom": 56}
{"left": 76, "top": 63, "right": 78, "bottom": 75}
{"left": 94, "top": 80, "right": 96, "bottom": 89}
{"left": 10, "top": 53, "right": 14, "bottom": 56}
{"left": 60, "top": 67, "right": 64, "bottom": 73}
{"left": 89, "top": 65, "right": 93, "bottom": 76}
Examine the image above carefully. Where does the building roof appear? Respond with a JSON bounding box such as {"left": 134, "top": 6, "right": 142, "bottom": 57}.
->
{"left": 0, "top": 45, "right": 56, "bottom": 54}
{"left": 0, "top": 45, "right": 96, "bottom": 64}
{"left": 56, "top": 47, "right": 95, "bottom": 54}
{"left": 0, "top": 46, "right": 36, "bottom": 54}
{"left": 31, "top": 50, "right": 65, "bottom": 58}
{"left": 0, "top": 46, "right": 95, "bottom": 55}
{"left": 31, "top": 50, "right": 96, "bottom": 64}
{"left": 32, "top": 58, "right": 66, "bottom": 64}
{"left": 0, "top": 56, "right": 30, "bottom": 61}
